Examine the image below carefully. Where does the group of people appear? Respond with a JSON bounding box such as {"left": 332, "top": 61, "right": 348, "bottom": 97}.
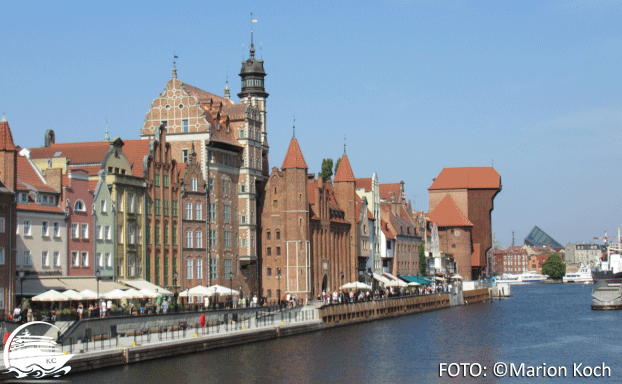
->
{"left": 12, "top": 299, "right": 31, "bottom": 323}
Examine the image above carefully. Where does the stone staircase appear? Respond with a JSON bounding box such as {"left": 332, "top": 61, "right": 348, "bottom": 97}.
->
{"left": 43, "top": 320, "right": 74, "bottom": 339}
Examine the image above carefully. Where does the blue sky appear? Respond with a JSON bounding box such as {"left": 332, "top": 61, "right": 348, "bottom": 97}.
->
{"left": 1, "top": 1, "right": 620, "bottom": 247}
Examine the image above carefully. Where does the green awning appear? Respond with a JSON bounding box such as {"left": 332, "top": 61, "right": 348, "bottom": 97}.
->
{"left": 401, "top": 275, "right": 434, "bottom": 285}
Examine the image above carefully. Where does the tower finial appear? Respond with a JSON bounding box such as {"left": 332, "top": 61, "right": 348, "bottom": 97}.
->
{"left": 104, "top": 118, "right": 110, "bottom": 141}
{"left": 191, "top": 141, "right": 196, "bottom": 158}
{"left": 249, "top": 12, "right": 257, "bottom": 59}
{"left": 292, "top": 116, "right": 296, "bottom": 139}
{"left": 173, "top": 52, "right": 178, "bottom": 79}
{"left": 224, "top": 72, "right": 230, "bottom": 100}
{"left": 344, "top": 135, "right": 346, "bottom": 155}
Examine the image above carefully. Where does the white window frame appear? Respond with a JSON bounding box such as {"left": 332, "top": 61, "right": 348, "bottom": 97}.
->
{"left": 23, "top": 251, "right": 32, "bottom": 266}
{"left": 42, "top": 251, "right": 49, "bottom": 267}
{"left": 0, "top": 248, "right": 5, "bottom": 265}
{"left": 53, "top": 222, "right": 60, "bottom": 237}
{"left": 105, "top": 225, "right": 111, "bottom": 240}
{"left": 96, "top": 252, "right": 103, "bottom": 267}
{"left": 101, "top": 200, "right": 107, "bottom": 213}
{"left": 53, "top": 251, "right": 60, "bottom": 267}
{"left": 97, "top": 225, "right": 103, "bottom": 240}
{"left": 185, "top": 203, "right": 192, "bottom": 220}
{"left": 196, "top": 259, "right": 203, "bottom": 280}
{"left": 74, "top": 200, "right": 86, "bottom": 212}
{"left": 71, "top": 223, "right": 79, "bottom": 239}
{"left": 195, "top": 231, "right": 202, "bottom": 248}
{"left": 186, "top": 231, "right": 193, "bottom": 248}
{"left": 0, "top": 217, "right": 5, "bottom": 233}
{"left": 81, "top": 223, "right": 89, "bottom": 239}
{"left": 71, "top": 251, "right": 79, "bottom": 267}
{"left": 105, "top": 253, "right": 112, "bottom": 267}
{"left": 191, "top": 178, "right": 198, "bottom": 192}
{"left": 195, "top": 203, "right": 202, "bottom": 221}
{"left": 186, "top": 259, "right": 193, "bottom": 280}
{"left": 23, "top": 220, "right": 31, "bottom": 236}
{"left": 41, "top": 221, "right": 49, "bottom": 237}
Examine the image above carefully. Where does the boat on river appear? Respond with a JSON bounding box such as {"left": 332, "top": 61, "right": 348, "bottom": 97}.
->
{"left": 496, "top": 271, "right": 546, "bottom": 285}
{"left": 564, "top": 264, "right": 593, "bottom": 283}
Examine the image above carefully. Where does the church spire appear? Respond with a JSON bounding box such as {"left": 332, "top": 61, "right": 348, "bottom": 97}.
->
{"left": 292, "top": 116, "right": 296, "bottom": 139}
{"left": 224, "top": 72, "right": 230, "bottom": 100}
{"left": 104, "top": 119, "right": 110, "bottom": 141}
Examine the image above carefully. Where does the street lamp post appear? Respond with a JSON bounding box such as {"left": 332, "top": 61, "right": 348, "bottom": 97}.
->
{"left": 18, "top": 268, "right": 25, "bottom": 305}
{"left": 95, "top": 270, "right": 101, "bottom": 301}
{"left": 229, "top": 271, "right": 233, "bottom": 309}
{"left": 173, "top": 272, "right": 178, "bottom": 311}
{"left": 277, "top": 268, "right": 281, "bottom": 308}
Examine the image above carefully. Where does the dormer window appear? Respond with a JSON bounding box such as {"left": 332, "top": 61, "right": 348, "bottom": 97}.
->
{"left": 74, "top": 200, "right": 86, "bottom": 212}
{"left": 216, "top": 121, "right": 220, "bottom": 131}
{"left": 18, "top": 192, "right": 28, "bottom": 203}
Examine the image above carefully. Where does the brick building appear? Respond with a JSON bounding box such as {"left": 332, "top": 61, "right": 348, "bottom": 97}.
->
{"left": 428, "top": 167, "right": 501, "bottom": 280}
{"left": 64, "top": 169, "right": 94, "bottom": 276}
{"left": 490, "top": 246, "right": 529, "bottom": 275}
{"left": 0, "top": 116, "right": 18, "bottom": 311}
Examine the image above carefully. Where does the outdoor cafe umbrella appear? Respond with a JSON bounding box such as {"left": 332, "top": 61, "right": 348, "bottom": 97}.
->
{"left": 179, "top": 285, "right": 211, "bottom": 297}
{"left": 124, "top": 288, "right": 145, "bottom": 299}
{"left": 450, "top": 274, "right": 464, "bottom": 280}
{"left": 206, "top": 284, "right": 239, "bottom": 296}
{"left": 31, "top": 289, "right": 70, "bottom": 302}
{"left": 62, "top": 289, "right": 85, "bottom": 300}
{"left": 79, "top": 289, "right": 98, "bottom": 300}
{"left": 139, "top": 288, "right": 161, "bottom": 298}
{"left": 339, "top": 281, "right": 372, "bottom": 290}
{"left": 385, "top": 280, "right": 408, "bottom": 288}
{"left": 407, "top": 282, "right": 421, "bottom": 287}
{"left": 101, "top": 289, "right": 127, "bottom": 300}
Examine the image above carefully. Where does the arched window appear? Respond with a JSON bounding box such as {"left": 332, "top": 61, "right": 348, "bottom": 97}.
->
{"left": 74, "top": 200, "right": 86, "bottom": 212}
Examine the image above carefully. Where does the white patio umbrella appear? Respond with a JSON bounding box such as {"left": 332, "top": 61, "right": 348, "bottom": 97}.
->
{"left": 385, "top": 280, "right": 408, "bottom": 288}
{"left": 434, "top": 276, "right": 447, "bottom": 282}
{"left": 124, "top": 288, "right": 145, "bottom": 299}
{"left": 32, "top": 289, "right": 70, "bottom": 302}
{"left": 206, "top": 284, "right": 239, "bottom": 296}
{"left": 101, "top": 289, "right": 127, "bottom": 300}
{"left": 139, "top": 288, "right": 161, "bottom": 298}
{"left": 451, "top": 274, "right": 464, "bottom": 280}
{"left": 407, "top": 282, "right": 421, "bottom": 287}
{"left": 179, "top": 285, "right": 211, "bottom": 297}
{"left": 339, "top": 281, "right": 372, "bottom": 290}
{"left": 79, "top": 289, "right": 98, "bottom": 300}
{"left": 62, "top": 289, "right": 85, "bottom": 300}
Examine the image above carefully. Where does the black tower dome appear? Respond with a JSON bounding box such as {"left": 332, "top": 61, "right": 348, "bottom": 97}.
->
{"left": 238, "top": 31, "right": 269, "bottom": 100}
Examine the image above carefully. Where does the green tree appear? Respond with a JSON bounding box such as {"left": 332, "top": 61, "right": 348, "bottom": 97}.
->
{"left": 319, "top": 158, "right": 333, "bottom": 181}
{"left": 419, "top": 243, "right": 427, "bottom": 276}
{"left": 334, "top": 158, "right": 341, "bottom": 175}
{"left": 541, "top": 254, "right": 566, "bottom": 279}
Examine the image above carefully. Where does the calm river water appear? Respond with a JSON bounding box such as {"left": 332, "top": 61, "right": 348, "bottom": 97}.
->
{"left": 69, "top": 284, "right": 621, "bottom": 383}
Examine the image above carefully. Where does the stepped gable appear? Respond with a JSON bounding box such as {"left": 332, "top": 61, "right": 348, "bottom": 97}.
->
{"left": 429, "top": 167, "right": 501, "bottom": 190}
{"left": 428, "top": 195, "right": 473, "bottom": 227}
{"left": 0, "top": 115, "right": 16, "bottom": 151}
{"left": 281, "top": 137, "right": 308, "bottom": 170}
{"left": 333, "top": 154, "right": 355, "bottom": 182}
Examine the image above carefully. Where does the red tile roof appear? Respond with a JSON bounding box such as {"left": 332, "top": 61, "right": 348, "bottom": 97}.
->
{"left": 381, "top": 220, "right": 395, "bottom": 239}
{"left": 17, "top": 156, "right": 59, "bottom": 193}
{"left": 355, "top": 178, "right": 371, "bottom": 192}
{"left": 428, "top": 195, "right": 473, "bottom": 227}
{"left": 0, "top": 116, "right": 17, "bottom": 151}
{"left": 380, "top": 183, "right": 401, "bottom": 201}
{"left": 281, "top": 137, "right": 308, "bottom": 170}
{"left": 29, "top": 141, "right": 110, "bottom": 165}
{"left": 333, "top": 154, "right": 355, "bottom": 182}
{"left": 122, "top": 140, "right": 151, "bottom": 176}
{"left": 209, "top": 121, "right": 243, "bottom": 148}
{"left": 17, "top": 203, "right": 65, "bottom": 214}
{"left": 429, "top": 167, "right": 501, "bottom": 190}
{"left": 182, "top": 83, "right": 234, "bottom": 106}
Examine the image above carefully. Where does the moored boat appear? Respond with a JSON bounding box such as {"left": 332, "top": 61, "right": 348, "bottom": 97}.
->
{"left": 563, "top": 264, "right": 593, "bottom": 283}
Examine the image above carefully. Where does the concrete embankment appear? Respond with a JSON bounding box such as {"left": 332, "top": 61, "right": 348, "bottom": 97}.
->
{"left": 0, "top": 289, "right": 491, "bottom": 379}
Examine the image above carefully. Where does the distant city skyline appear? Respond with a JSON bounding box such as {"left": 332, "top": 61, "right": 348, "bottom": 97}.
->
{"left": 1, "top": 1, "right": 620, "bottom": 247}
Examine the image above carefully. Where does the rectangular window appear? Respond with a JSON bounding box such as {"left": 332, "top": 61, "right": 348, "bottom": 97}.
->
{"left": 164, "top": 200, "right": 169, "bottom": 216}
{"left": 182, "top": 149, "right": 188, "bottom": 163}
{"left": 146, "top": 225, "right": 151, "bottom": 245}
{"left": 23, "top": 220, "right": 31, "bottom": 236}
{"left": 128, "top": 257, "right": 135, "bottom": 277}
{"left": 96, "top": 225, "right": 102, "bottom": 240}
{"left": 185, "top": 203, "right": 192, "bottom": 220}
{"left": 71, "top": 251, "right": 79, "bottom": 267}
{"left": 128, "top": 225, "right": 136, "bottom": 244}
{"left": 172, "top": 200, "right": 178, "bottom": 217}
{"left": 191, "top": 178, "right": 198, "bottom": 192}
{"left": 241, "top": 215, "right": 247, "bottom": 224}
{"left": 224, "top": 259, "right": 232, "bottom": 276}
{"left": 173, "top": 227, "right": 177, "bottom": 246}
{"left": 105, "top": 225, "right": 111, "bottom": 240}
{"left": 186, "top": 259, "right": 193, "bottom": 280}
{"left": 155, "top": 199, "right": 161, "bottom": 215}
{"left": 195, "top": 231, "right": 203, "bottom": 248}
{"left": 186, "top": 231, "right": 193, "bottom": 248}
{"left": 267, "top": 289, "right": 272, "bottom": 298}
{"left": 267, "top": 247, "right": 271, "bottom": 256}
{"left": 210, "top": 258, "right": 217, "bottom": 281}
{"left": 23, "top": 251, "right": 31, "bottom": 266}
{"left": 276, "top": 231, "right": 280, "bottom": 240}
{"left": 163, "top": 175, "right": 169, "bottom": 188}
{"left": 53, "top": 252, "right": 60, "bottom": 267}
{"left": 42, "top": 251, "right": 49, "bottom": 267}
{"left": 0, "top": 217, "right": 5, "bottom": 233}
{"left": 155, "top": 226, "right": 161, "bottom": 245}
{"left": 196, "top": 259, "right": 203, "bottom": 279}
{"left": 81, "top": 251, "right": 89, "bottom": 267}
{"left": 71, "top": 223, "right": 79, "bottom": 238}
{"left": 117, "top": 191, "right": 123, "bottom": 212}
{"left": 52, "top": 222, "right": 60, "bottom": 237}
{"left": 239, "top": 129, "right": 245, "bottom": 139}
{"left": 224, "top": 205, "right": 231, "bottom": 222}
{"left": 41, "top": 221, "right": 49, "bottom": 237}
{"left": 240, "top": 184, "right": 246, "bottom": 193}
{"left": 210, "top": 203, "right": 216, "bottom": 220}
{"left": 224, "top": 231, "right": 231, "bottom": 248}
{"left": 155, "top": 174, "right": 160, "bottom": 186}
{"left": 267, "top": 267, "right": 272, "bottom": 276}
{"left": 195, "top": 203, "right": 202, "bottom": 220}
{"left": 277, "top": 247, "right": 281, "bottom": 256}
{"left": 208, "top": 178, "right": 214, "bottom": 191}
{"left": 164, "top": 227, "right": 169, "bottom": 245}
{"left": 81, "top": 223, "right": 89, "bottom": 239}
{"left": 210, "top": 230, "right": 217, "bottom": 247}
{"left": 0, "top": 248, "right": 4, "bottom": 265}
{"left": 105, "top": 253, "right": 112, "bottom": 267}
{"left": 127, "top": 193, "right": 135, "bottom": 212}
{"left": 96, "top": 252, "right": 103, "bottom": 267}
{"left": 101, "top": 200, "right": 107, "bottom": 212}
{"left": 147, "top": 198, "right": 152, "bottom": 215}
{"left": 241, "top": 238, "right": 247, "bottom": 248}
{"left": 182, "top": 119, "right": 189, "bottom": 133}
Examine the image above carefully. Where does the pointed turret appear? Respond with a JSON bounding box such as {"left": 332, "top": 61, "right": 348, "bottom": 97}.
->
{"left": 333, "top": 154, "right": 355, "bottom": 183}
{"left": 0, "top": 114, "right": 18, "bottom": 191}
{"left": 0, "top": 115, "right": 16, "bottom": 151}
{"left": 281, "top": 135, "right": 308, "bottom": 170}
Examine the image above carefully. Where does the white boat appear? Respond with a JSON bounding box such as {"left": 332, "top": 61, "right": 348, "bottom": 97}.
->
{"left": 496, "top": 271, "right": 547, "bottom": 285}
{"left": 7, "top": 330, "right": 73, "bottom": 372}
{"left": 563, "top": 264, "right": 593, "bottom": 283}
